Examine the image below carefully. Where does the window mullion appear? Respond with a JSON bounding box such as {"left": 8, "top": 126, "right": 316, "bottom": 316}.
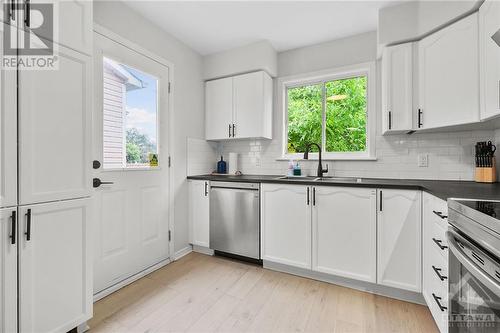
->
{"left": 321, "top": 81, "right": 326, "bottom": 154}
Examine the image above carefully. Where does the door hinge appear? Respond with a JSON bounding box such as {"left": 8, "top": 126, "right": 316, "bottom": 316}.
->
{"left": 168, "top": 230, "right": 171, "bottom": 242}
{"left": 168, "top": 82, "right": 171, "bottom": 94}
{"left": 168, "top": 156, "right": 171, "bottom": 167}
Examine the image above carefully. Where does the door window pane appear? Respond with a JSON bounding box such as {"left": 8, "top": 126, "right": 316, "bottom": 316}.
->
{"left": 325, "top": 76, "right": 367, "bottom": 152}
{"left": 102, "top": 57, "right": 159, "bottom": 169}
{"left": 287, "top": 83, "right": 322, "bottom": 153}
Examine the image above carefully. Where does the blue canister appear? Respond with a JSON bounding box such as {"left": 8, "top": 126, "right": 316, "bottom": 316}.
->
{"left": 217, "top": 156, "right": 227, "bottom": 174}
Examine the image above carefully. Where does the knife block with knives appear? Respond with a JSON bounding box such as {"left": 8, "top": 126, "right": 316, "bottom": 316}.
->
{"left": 475, "top": 141, "right": 497, "bottom": 183}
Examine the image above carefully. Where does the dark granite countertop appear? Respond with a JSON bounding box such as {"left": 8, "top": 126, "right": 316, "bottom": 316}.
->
{"left": 187, "top": 174, "right": 500, "bottom": 201}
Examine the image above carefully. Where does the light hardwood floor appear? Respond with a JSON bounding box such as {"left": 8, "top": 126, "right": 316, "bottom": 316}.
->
{"left": 89, "top": 252, "right": 438, "bottom": 333}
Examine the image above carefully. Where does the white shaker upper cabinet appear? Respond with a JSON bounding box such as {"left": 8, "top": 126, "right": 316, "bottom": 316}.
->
{"left": 261, "top": 184, "right": 311, "bottom": 269}
{"left": 29, "top": 0, "right": 93, "bottom": 55}
{"left": 205, "top": 71, "right": 272, "bottom": 141}
{"left": 0, "top": 208, "right": 17, "bottom": 333}
{"left": 205, "top": 77, "right": 233, "bottom": 140}
{"left": 312, "top": 187, "right": 377, "bottom": 283}
{"left": 18, "top": 42, "right": 91, "bottom": 205}
{"left": 233, "top": 71, "right": 272, "bottom": 139}
{"left": 377, "top": 189, "right": 422, "bottom": 292}
{"left": 418, "top": 13, "right": 480, "bottom": 129}
{"left": 188, "top": 180, "right": 210, "bottom": 248}
{"left": 479, "top": 0, "right": 500, "bottom": 120}
{"left": 382, "top": 43, "right": 414, "bottom": 134}
{"left": 19, "top": 199, "right": 92, "bottom": 333}
{"left": 0, "top": 23, "right": 17, "bottom": 209}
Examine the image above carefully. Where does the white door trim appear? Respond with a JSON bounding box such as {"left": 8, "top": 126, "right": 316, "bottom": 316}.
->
{"left": 92, "top": 23, "right": 176, "bottom": 262}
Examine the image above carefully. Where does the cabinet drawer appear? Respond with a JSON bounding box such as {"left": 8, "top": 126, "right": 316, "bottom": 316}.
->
{"left": 429, "top": 197, "right": 449, "bottom": 230}
{"left": 427, "top": 217, "right": 449, "bottom": 262}
{"left": 424, "top": 251, "right": 448, "bottom": 333}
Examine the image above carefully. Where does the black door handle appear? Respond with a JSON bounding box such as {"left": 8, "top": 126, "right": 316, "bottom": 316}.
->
{"left": 93, "top": 178, "right": 114, "bottom": 188}
{"left": 432, "top": 238, "right": 448, "bottom": 250}
{"left": 25, "top": 209, "right": 31, "bottom": 241}
{"left": 432, "top": 210, "right": 448, "bottom": 219}
{"left": 10, "top": 210, "right": 16, "bottom": 245}
{"left": 432, "top": 265, "right": 447, "bottom": 281}
{"left": 24, "top": 0, "right": 30, "bottom": 27}
{"left": 432, "top": 293, "right": 447, "bottom": 311}
{"left": 204, "top": 182, "right": 208, "bottom": 196}
{"left": 9, "top": 0, "right": 15, "bottom": 21}
{"left": 232, "top": 124, "right": 236, "bottom": 137}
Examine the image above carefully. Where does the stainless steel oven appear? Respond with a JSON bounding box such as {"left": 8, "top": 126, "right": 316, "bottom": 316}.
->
{"left": 448, "top": 199, "right": 500, "bottom": 332}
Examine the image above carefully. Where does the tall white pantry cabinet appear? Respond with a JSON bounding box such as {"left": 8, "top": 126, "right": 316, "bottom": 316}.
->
{"left": 0, "top": 1, "right": 93, "bottom": 333}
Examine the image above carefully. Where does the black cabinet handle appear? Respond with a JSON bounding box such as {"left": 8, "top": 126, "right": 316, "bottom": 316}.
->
{"left": 9, "top": 0, "right": 15, "bottom": 21}
{"left": 25, "top": 209, "right": 31, "bottom": 241}
{"left": 432, "top": 238, "right": 448, "bottom": 250}
{"left": 232, "top": 124, "right": 235, "bottom": 137}
{"left": 10, "top": 211, "right": 16, "bottom": 245}
{"left": 204, "top": 182, "right": 208, "bottom": 196}
{"left": 228, "top": 124, "right": 232, "bottom": 137}
{"left": 379, "top": 191, "right": 383, "bottom": 211}
{"left": 312, "top": 187, "right": 316, "bottom": 206}
{"left": 307, "top": 187, "right": 310, "bottom": 206}
{"left": 432, "top": 265, "right": 448, "bottom": 281}
{"left": 418, "top": 109, "right": 423, "bottom": 128}
{"left": 24, "top": 0, "right": 30, "bottom": 27}
{"left": 388, "top": 111, "right": 392, "bottom": 130}
{"left": 93, "top": 178, "right": 114, "bottom": 188}
{"left": 432, "top": 293, "right": 447, "bottom": 311}
{"left": 432, "top": 210, "right": 448, "bottom": 219}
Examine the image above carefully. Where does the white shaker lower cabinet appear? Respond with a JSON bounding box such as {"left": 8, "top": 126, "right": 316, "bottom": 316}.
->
{"left": 261, "top": 184, "right": 311, "bottom": 269}
{"left": 0, "top": 208, "right": 17, "bottom": 333}
{"left": 18, "top": 199, "right": 92, "bottom": 333}
{"left": 312, "top": 187, "right": 377, "bottom": 282}
{"left": 479, "top": 0, "right": 500, "bottom": 120}
{"left": 377, "top": 189, "right": 422, "bottom": 292}
{"left": 18, "top": 42, "right": 92, "bottom": 205}
{"left": 188, "top": 180, "right": 210, "bottom": 248}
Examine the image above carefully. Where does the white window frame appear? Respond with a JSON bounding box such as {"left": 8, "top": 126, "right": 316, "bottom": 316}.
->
{"left": 279, "top": 62, "right": 376, "bottom": 160}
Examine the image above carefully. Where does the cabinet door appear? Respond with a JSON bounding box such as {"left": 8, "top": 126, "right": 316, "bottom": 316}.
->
{"left": 418, "top": 13, "right": 479, "bottom": 129}
{"left": 0, "top": 208, "right": 17, "bottom": 333}
{"left": 312, "top": 187, "right": 377, "bottom": 282}
{"left": 233, "top": 71, "right": 272, "bottom": 139}
{"left": 205, "top": 77, "right": 233, "bottom": 140}
{"left": 18, "top": 43, "right": 91, "bottom": 205}
{"left": 261, "top": 184, "right": 311, "bottom": 269}
{"left": 0, "top": 23, "right": 17, "bottom": 208}
{"left": 28, "top": 0, "right": 92, "bottom": 55}
{"left": 188, "top": 180, "right": 209, "bottom": 247}
{"left": 479, "top": 0, "right": 500, "bottom": 120}
{"left": 382, "top": 43, "right": 414, "bottom": 133}
{"left": 377, "top": 189, "right": 421, "bottom": 292}
{"left": 19, "top": 199, "right": 92, "bottom": 333}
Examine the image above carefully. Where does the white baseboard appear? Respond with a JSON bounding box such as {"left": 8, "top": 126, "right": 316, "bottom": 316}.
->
{"left": 173, "top": 245, "right": 193, "bottom": 260}
{"left": 93, "top": 258, "right": 171, "bottom": 302}
{"left": 264, "top": 260, "right": 426, "bottom": 305}
{"left": 193, "top": 244, "right": 214, "bottom": 255}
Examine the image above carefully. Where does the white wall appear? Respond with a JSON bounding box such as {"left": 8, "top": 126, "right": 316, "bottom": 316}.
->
{"left": 208, "top": 30, "right": 496, "bottom": 181}
{"left": 203, "top": 40, "right": 277, "bottom": 80}
{"left": 94, "top": 1, "right": 204, "bottom": 254}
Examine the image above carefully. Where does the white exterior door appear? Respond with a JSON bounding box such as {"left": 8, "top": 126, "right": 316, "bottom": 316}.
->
{"left": 0, "top": 208, "right": 17, "bottom": 333}
{"left": 377, "top": 189, "right": 421, "bottom": 292}
{"left": 312, "top": 187, "right": 377, "bottom": 283}
{"left": 18, "top": 42, "right": 92, "bottom": 205}
{"left": 0, "top": 23, "right": 17, "bottom": 208}
{"left": 18, "top": 199, "right": 92, "bottom": 333}
{"left": 261, "top": 184, "right": 311, "bottom": 269}
{"left": 479, "top": 0, "right": 500, "bottom": 120}
{"left": 381, "top": 43, "right": 414, "bottom": 133}
{"left": 205, "top": 77, "right": 233, "bottom": 140}
{"left": 418, "top": 13, "right": 479, "bottom": 129}
{"left": 93, "top": 32, "right": 170, "bottom": 294}
{"left": 188, "top": 180, "right": 209, "bottom": 248}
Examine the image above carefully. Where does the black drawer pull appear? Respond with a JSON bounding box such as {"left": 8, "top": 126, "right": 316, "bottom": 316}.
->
{"left": 10, "top": 211, "right": 16, "bottom": 245}
{"left": 25, "top": 209, "right": 31, "bottom": 241}
{"left": 432, "top": 293, "right": 447, "bottom": 312}
{"left": 204, "top": 182, "right": 208, "bottom": 196}
{"left": 432, "top": 265, "right": 447, "bottom": 281}
{"left": 432, "top": 210, "right": 448, "bottom": 219}
{"left": 432, "top": 238, "right": 448, "bottom": 250}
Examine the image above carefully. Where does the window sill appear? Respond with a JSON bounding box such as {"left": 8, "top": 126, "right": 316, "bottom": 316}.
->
{"left": 102, "top": 166, "right": 162, "bottom": 172}
{"left": 277, "top": 156, "right": 377, "bottom": 161}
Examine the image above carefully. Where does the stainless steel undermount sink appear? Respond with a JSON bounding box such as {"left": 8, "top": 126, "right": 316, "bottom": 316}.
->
{"left": 314, "top": 176, "right": 363, "bottom": 182}
{"left": 274, "top": 176, "right": 317, "bottom": 180}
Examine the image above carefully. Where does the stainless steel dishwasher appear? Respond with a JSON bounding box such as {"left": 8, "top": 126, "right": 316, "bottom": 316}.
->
{"left": 210, "top": 181, "right": 260, "bottom": 260}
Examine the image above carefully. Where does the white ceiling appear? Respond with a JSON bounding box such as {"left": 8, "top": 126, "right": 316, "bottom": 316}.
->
{"left": 123, "top": 1, "right": 400, "bottom": 56}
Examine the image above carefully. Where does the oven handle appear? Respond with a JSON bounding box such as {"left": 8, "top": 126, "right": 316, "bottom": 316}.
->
{"left": 446, "top": 230, "right": 500, "bottom": 295}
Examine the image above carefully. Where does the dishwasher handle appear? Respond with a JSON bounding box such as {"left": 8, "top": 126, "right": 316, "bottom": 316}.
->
{"left": 210, "top": 181, "right": 259, "bottom": 190}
